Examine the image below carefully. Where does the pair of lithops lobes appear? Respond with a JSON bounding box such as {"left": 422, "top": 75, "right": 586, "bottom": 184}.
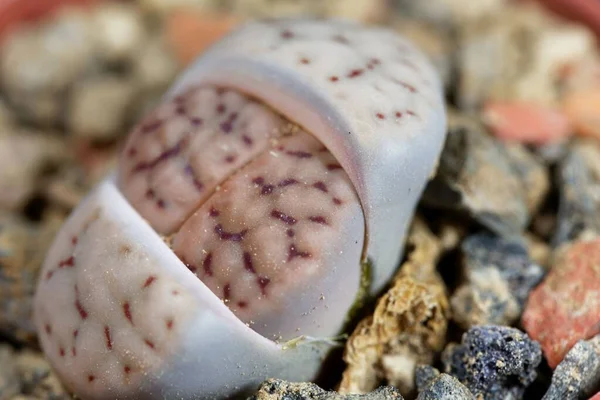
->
{"left": 33, "top": 19, "right": 446, "bottom": 400}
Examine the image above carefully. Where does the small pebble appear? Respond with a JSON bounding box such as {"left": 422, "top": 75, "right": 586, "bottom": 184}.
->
{"left": 542, "top": 335, "right": 600, "bottom": 400}
{"left": 166, "top": 9, "right": 239, "bottom": 65}
{"left": 90, "top": 2, "right": 146, "bottom": 64}
{"left": 340, "top": 220, "right": 449, "bottom": 396}
{"left": 68, "top": 76, "right": 136, "bottom": 141}
{"left": 0, "top": 344, "right": 19, "bottom": 399}
{"left": 523, "top": 236, "right": 600, "bottom": 368}
{"left": 0, "top": 131, "right": 67, "bottom": 210}
{"left": 423, "top": 112, "right": 529, "bottom": 237}
{"left": 504, "top": 143, "right": 550, "bottom": 215}
{"left": 483, "top": 102, "right": 572, "bottom": 144}
{"left": 133, "top": 34, "right": 180, "bottom": 92}
{"left": 462, "top": 233, "right": 545, "bottom": 307}
{"left": 16, "top": 349, "right": 71, "bottom": 399}
{"left": 0, "top": 9, "right": 94, "bottom": 125}
{"left": 415, "top": 366, "right": 475, "bottom": 400}
{"left": 553, "top": 139, "right": 600, "bottom": 246}
{"left": 563, "top": 90, "right": 600, "bottom": 139}
{"left": 451, "top": 267, "right": 520, "bottom": 328}
{"left": 443, "top": 325, "right": 542, "bottom": 400}
{"left": 249, "top": 379, "right": 404, "bottom": 399}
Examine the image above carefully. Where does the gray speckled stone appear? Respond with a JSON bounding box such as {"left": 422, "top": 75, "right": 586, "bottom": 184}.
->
{"left": 249, "top": 379, "right": 404, "bottom": 400}
{"left": 542, "top": 335, "right": 600, "bottom": 400}
{"left": 461, "top": 233, "right": 544, "bottom": 307}
{"left": 554, "top": 140, "right": 600, "bottom": 247}
{"left": 422, "top": 113, "right": 529, "bottom": 237}
{"left": 415, "top": 367, "right": 475, "bottom": 400}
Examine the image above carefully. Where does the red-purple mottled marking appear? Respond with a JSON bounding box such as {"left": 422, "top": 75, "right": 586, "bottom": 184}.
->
{"left": 333, "top": 197, "right": 343, "bottom": 205}
{"left": 209, "top": 207, "right": 220, "bottom": 217}
{"left": 166, "top": 319, "right": 174, "bottom": 330}
{"left": 45, "top": 271, "right": 54, "bottom": 281}
{"left": 140, "top": 120, "right": 162, "bottom": 134}
{"left": 73, "top": 329, "right": 78, "bottom": 338}
{"left": 376, "top": 113, "right": 385, "bottom": 120}
{"left": 59, "top": 256, "right": 75, "bottom": 268}
{"left": 395, "top": 111, "right": 403, "bottom": 118}
{"left": 313, "top": 181, "right": 328, "bottom": 193}
{"left": 132, "top": 139, "right": 186, "bottom": 173}
{"left": 59, "top": 348, "right": 65, "bottom": 357}
{"left": 225, "top": 155, "right": 237, "bottom": 163}
{"left": 300, "top": 58, "right": 310, "bottom": 64}
{"left": 348, "top": 69, "right": 364, "bottom": 78}
{"left": 223, "top": 283, "right": 231, "bottom": 300}
{"left": 88, "top": 375, "right": 95, "bottom": 383}
{"left": 309, "top": 216, "right": 328, "bottom": 225}
{"left": 253, "top": 176, "right": 265, "bottom": 185}
{"left": 278, "top": 178, "right": 298, "bottom": 187}
{"left": 124, "top": 366, "right": 131, "bottom": 374}
{"left": 286, "top": 229, "right": 295, "bottom": 237}
{"left": 71, "top": 236, "right": 78, "bottom": 245}
{"left": 406, "top": 110, "right": 417, "bottom": 117}
{"left": 238, "top": 301, "right": 247, "bottom": 308}
{"left": 184, "top": 165, "right": 204, "bottom": 191}
{"left": 332, "top": 34, "right": 349, "bottom": 44}
{"left": 203, "top": 253, "right": 213, "bottom": 276}
{"left": 285, "top": 150, "right": 312, "bottom": 159}
{"left": 145, "top": 339, "right": 155, "bottom": 349}
{"left": 123, "top": 302, "right": 133, "bottom": 324}
{"left": 143, "top": 275, "right": 157, "bottom": 288}
{"left": 104, "top": 326, "right": 112, "bottom": 350}
{"left": 288, "top": 244, "right": 311, "bottom": 261}
{"left": 243, "top": 252, "right": 256, "bottom": 274}
{"left": 327, "top": 163, "right": 342, "bottom": 171}
{"left": 45, "top": 324, "right": 52, "bottom": 335}
{"left": 214, "top": 224, "right": 248, "bottom": 241}
{"left": 257, "top": 277, "right": 270, "bottom": 295}
{"left": 220, "top": 121, "right": 233, "bottom": 133}
{"left": 271, "top": 210, "right": 297, "bottom": 225}
{"left": 74, "top": 285, "right": 88, "bottom": 319}
{"left": 190, "top": 117, "right": 203, "bottom": 126}
{"left": 72, "top": 347, "right": 76, "bottom": 357}
{"left": 280, "top": 30, "right": 294, "bottom": 39}
{"left": 261, "top": 184, "right": 274, "bottom": 195}
{"left": 398, "top": 81, "right": 417, "bottom": 93}
{"left": 242, "top": 135, "right": 253, "bottom": 146}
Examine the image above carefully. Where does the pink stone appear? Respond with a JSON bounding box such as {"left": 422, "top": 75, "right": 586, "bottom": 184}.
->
{"left": 483, "top": 101, "right": 572, "bottom": 144}
{"left": 522, "top": 237, "right": 600, "bottom": 369}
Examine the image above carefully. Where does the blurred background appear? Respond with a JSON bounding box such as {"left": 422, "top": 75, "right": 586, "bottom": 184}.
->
{"left": 0, "top": 0, "right": 599, "bottom": 398}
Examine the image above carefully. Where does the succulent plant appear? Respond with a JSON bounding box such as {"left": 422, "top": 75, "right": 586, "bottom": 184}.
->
{"left": 33, "top": 18, "right": 446, "bottom": 399}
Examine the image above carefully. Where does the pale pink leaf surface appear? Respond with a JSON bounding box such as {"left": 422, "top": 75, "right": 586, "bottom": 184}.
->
{"left": 173, "top": 130, "right": 363, "bottom": 339}
{"left": 119, "top": 86, "right": 289, "bottom": 234}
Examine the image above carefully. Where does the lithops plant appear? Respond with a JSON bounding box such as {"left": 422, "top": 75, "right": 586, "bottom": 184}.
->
{"left": 33, "top": 18, "right": 446, "bottom": 399}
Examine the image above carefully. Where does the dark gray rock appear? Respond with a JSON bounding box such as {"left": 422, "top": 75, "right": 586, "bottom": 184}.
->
{"left": 443, "top": 325, "right": 542, "bottom": 400}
